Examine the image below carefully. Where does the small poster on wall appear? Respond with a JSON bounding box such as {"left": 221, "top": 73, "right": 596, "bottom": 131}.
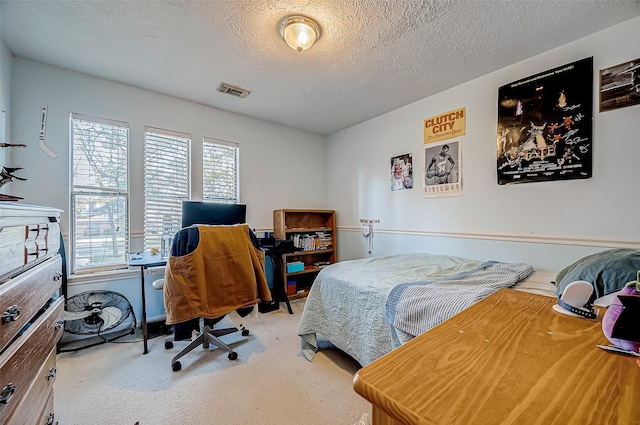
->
{"left": 600, "top": 57, "right": 640, "bottom": 112}
{"left": 424, "top": 139, "right": 461, "bottom": 198}
{"left": 424, "top": 107, "right": 466, "bottom": 144}
{"left": 496, "top": 57, "right": 593, "bottom": 185}
{"left": 391, "top": 153, "right": 413, "bottom": 191}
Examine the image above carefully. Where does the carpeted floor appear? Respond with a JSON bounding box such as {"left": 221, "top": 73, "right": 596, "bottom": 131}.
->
{"left": 54, "top": 299, "right": 371, "bottom": 425}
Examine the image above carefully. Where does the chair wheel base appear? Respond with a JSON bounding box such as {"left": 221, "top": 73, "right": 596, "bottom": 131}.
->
{"left": 241, "top": 329, "right": 249, "bottom": 337}
{"left": 172, "top": 361, "right": 182, "bottom": 372}
{"left": 228, "top": 351, "right": 238, "bottom": 360}
{"left": 165, "top": 341, "right": 173, "bottom": 349}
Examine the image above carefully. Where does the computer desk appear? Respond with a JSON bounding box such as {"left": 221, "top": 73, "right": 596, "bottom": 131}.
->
{"left": 128, "top": 252, "right": 166, "bottom": 354}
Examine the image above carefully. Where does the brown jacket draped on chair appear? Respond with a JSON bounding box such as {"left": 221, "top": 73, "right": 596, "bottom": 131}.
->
{"left": 163, "top": 224, "right": 271, "bottom": 325}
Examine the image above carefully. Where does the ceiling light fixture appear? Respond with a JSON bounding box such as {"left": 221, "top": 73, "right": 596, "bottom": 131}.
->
{"left": 278, "top": 15, "right": 321, "bottom": 52}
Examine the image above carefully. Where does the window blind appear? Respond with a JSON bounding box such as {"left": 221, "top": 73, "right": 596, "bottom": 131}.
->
{"left": 144, "top": 127, "right": 190, "bottom": 250}
{"left": 203, "top": 138, "right": 239, "bottom": 203}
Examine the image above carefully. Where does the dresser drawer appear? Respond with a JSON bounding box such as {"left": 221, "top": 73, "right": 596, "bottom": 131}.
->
{"left": 0, "top": 256, "right": 62, "bottom": 354}
{"left": 4, "top": 348, "right": 57, "bottom": 425}
{"left": 0, "top": 297, "right": 64, "bottom": 424}
{"left": 36, "top": 390, "right": 55, "bottom": 425}
{"left": 0, "top": 221, "right": 60, "bottom": 282}
{"left": 0, "top": 227, "right": 26, "bottom": 282}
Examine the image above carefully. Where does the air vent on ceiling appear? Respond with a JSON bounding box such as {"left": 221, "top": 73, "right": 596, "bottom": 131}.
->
{"left": 216, "top": 82, "right": 251, "bottom": 99}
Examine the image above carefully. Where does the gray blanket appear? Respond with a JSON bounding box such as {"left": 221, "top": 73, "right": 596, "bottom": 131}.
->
{"left": 298, "top": 253, "right": 485, "bottom": 366}
{"left": 386, "top": 261, "right": 533, "bottom": 338}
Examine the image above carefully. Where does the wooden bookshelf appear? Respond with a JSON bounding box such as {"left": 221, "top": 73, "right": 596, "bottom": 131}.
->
{"left": 273, "top": 209, "right": 337, "bottom": 299}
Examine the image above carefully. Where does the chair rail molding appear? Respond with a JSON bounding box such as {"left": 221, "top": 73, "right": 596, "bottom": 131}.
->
{"left": 338, "top": 226, "right": 640, "bottom": 249}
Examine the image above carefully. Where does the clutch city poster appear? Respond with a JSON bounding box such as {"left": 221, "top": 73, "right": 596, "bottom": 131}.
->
{"left": 497, "top": 57, "right": 593, "bottom": 185}
{"left": 423, "top": 108, "right": 464, "bottom": 198}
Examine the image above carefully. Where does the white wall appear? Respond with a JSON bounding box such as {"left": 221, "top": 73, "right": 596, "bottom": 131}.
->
{"left": 0, "top": 37, "right": 11, "bottom": 166}
{"left": 9, "top": 58, "right": 328, "bottom": 321}
{"left": 10, "top": 58, "right": 327, "bottom": 236}
{"left": 327, "top": 17, "right": 640, "bottom": 272}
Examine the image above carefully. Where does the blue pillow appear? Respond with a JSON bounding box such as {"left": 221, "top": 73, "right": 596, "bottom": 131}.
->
{"left": 555, "top": 249, "right": 640, "bottom": 301}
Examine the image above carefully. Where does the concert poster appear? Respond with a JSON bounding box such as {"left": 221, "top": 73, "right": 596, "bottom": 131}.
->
{"left": 496, "top": 57, "right": 593, "bottom": 185}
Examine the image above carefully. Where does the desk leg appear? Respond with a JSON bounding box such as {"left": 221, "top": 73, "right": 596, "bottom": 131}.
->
{"left": 269, "top": 255, "right": 293, "bottom": 315}
{"left": 283, "top": 294, "right": 293, "bottom": 314}
{"left": 140, "top": 266, "right": 148, "bottom": 354}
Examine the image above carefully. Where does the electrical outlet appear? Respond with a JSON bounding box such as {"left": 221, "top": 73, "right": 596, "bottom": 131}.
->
{"left": 359, "top": 219, "right": 380, "bottom": 223}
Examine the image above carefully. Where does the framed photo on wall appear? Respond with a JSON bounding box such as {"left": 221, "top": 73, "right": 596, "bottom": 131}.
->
{"left": 496, "top": 57, "right": 593, "bottom": 185}
{"left": 600, "top": 58, "right": 640, "bottom": 112}
{"left": 391, "top": 153, "right": 413, "bottom": 191}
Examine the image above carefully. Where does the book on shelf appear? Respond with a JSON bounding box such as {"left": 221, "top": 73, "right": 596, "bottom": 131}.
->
{"left": 292, "top": 232, "right": 333, "bottom": 251}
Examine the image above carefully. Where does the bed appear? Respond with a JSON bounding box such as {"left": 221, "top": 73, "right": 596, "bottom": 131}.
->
{"left": 298, "top": 253, "right": 556, "bottom": 366}
{"left": 299, "top": 249, "right": 640, "bottom": 366}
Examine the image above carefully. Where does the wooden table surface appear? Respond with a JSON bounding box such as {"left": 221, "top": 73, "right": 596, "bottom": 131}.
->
{"left": 353, "top": 289, "right": 639, "bottom": 425}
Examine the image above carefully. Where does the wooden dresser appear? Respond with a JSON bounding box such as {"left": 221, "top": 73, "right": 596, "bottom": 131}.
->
{"left": 0, "top": 203, "right": 63, "bottom": 425}
{"left": 353, "top": 289, "right": 640, "bottom": 425}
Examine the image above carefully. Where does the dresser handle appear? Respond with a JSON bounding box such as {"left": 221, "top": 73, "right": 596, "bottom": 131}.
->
{"left": 53, "top": 272, "right": 63, "bottom": 281}
{"left": 0, "top": 383, "right": 15, "bottom": 404}
{"left": 2, "top": 305, "right": 20, "bottom": 324}
{"left": 47, "top": 366, "right": 57, "bottom": 381}
{"left": 55, "top": 318, "right": 64, "bottom": 331}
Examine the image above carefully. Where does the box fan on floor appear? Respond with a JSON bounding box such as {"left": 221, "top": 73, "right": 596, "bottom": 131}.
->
{"left": 58, "top": 290, "right": 137, "bottom": 352}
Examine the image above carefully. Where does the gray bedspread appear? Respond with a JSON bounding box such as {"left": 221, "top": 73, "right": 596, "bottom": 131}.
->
{"left": 298, "top": 253, "right": 486, "bottom": 366}
{"left": 298, "top": 254, "right": 533, "bottom": 366}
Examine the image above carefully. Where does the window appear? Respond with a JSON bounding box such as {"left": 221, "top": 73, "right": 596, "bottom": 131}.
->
{"left": 203, "top": 138, "right": 239, "bottom": 203}
{"left": 144, "top": 127, "right": 190, "bottom": 251}
{"left": 70, "top": 114, "right": 129, "bottom": 274}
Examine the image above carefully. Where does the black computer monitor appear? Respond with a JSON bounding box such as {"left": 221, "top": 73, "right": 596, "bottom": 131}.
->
{"left": 181, "top": 201, "right": 247, "bottom": 228}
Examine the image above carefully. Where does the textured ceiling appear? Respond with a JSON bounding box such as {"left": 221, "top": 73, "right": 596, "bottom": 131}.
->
{"left": 1, "top": 0, "right": 639, "bottom": 136}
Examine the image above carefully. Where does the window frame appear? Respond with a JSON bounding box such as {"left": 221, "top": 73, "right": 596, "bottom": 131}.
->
{"left": 69, "top": 113, "right": 130, "bottom": 275}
